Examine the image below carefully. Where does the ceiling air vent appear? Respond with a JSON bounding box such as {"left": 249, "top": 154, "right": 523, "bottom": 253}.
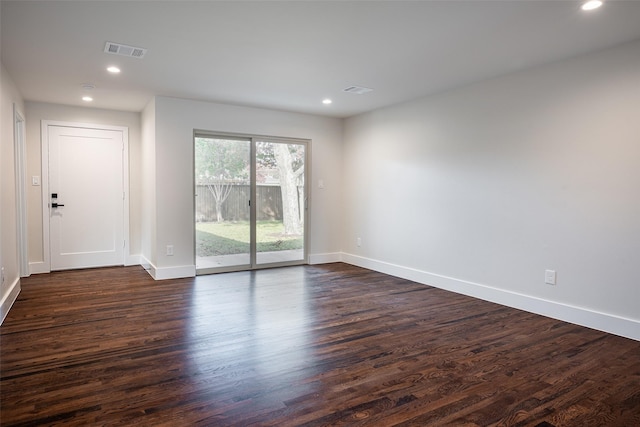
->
{"left": 343, "top": 85, "right": 373, "bottom": 95}
{"left": 104, "top": 42, "right": 148, "bottom": 59}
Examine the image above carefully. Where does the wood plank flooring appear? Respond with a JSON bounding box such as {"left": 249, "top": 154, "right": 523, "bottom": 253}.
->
{"left": 1, "top": 263, "right": 639, "bottom": 426}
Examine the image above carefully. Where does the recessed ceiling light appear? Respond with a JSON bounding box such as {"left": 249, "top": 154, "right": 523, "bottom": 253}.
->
{"left": 581, "top": 0, "right": 603, "bottom": 11}
{"left": 82, "top": 96, "right": 93, "bottom": 102}
{"left": 81, "top": 83, "right": 95, "bottom": 90}
{"left": 107, "top": 66, "right": 121, "bottom": 73}
{"left": 322, "top": 99, "right": 332, "bottom": 105}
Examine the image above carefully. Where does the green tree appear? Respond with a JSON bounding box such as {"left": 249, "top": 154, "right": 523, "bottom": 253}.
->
{"left": 274, "top": 143, "right": 304, "bottom": 235}
{"left": 195, "top": 138, "right": 249, "bottom": 222}
{"left": 195, "top": 138, "right": 304, "bottom": 232}
{"left": 195, "top": 137, "right": 249, "bottom": 181}
{"left": 257, "top": 141, "right": 304, "bottom": 235}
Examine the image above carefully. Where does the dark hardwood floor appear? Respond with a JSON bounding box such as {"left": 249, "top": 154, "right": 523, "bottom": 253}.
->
{"left": 1, "top": 263, "right": 639, "bottom": 426}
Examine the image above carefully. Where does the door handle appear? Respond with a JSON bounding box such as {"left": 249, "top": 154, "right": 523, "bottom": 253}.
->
{"left": 52, "top": 203, "right": 65, "bottom": 208}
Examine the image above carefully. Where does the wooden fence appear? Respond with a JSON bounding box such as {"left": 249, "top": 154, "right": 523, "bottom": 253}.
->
{"left": 196, "top": 185, "right": 284, "bottom": 222}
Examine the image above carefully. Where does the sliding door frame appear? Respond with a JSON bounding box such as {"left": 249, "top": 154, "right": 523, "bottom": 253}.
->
{"left": 194, "top": 130, "right": 310, "bottom": 275}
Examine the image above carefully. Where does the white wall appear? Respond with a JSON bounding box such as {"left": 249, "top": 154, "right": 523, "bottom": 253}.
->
{"left": 142, "top": 96, "right": 343, "bottom": 279}
{"left": 24, "top": 102, "right": 142, "bottom": 270}
{"left": 1, "top": 63, "right": 25, "bottom": 322}
{"left": 342, "top": 40, "right": 640, "bottom": 340}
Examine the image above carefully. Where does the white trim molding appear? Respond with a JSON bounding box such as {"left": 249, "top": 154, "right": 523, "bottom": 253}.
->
{"left": 308, "top": 252, "right": 342, "bottom": 264}
{"left": 14, "top": 105, "right": 29, "bottom": 278}
{"left": 341, "top": 253, "right": 640, "bottom": 342}
{"left": 0, "top": 278, "right": 21, "bottom": 325}
{"left": 153, "top": 265, "right": 196, "bottom": 280}
{"left": 141, "top": 256, "right": 195, "bottom": 280}
{"left": 29, "top": 261, "right": 49, "bottom": 275}
{"left": 125, "top": 254, "right": 142, "bottom": 267}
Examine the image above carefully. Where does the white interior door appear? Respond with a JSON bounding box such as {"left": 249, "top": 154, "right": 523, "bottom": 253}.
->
{"left": 49, "top": 125, "right": 125, "bottom": 270}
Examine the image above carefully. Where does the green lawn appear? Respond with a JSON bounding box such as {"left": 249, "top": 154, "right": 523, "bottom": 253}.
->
{"left": 196, "top": 220, "right": 303, "bottom": 256}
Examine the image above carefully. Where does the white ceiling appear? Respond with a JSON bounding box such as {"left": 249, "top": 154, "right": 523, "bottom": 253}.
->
{"left": 2, "top": 0, "right": 640, "bottom": 118}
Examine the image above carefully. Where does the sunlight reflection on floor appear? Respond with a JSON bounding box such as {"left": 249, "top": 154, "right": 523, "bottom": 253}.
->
{"left": 187, "top": 268, "right": 319, "bottom": 405}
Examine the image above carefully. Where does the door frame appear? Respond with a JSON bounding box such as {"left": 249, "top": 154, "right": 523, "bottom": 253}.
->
{"left": 14, "top": 104, "right": 29, "bottom": 277}
{"left": 193, "top": 130, "right": 310, "bottom": 275}
{"left": 40, "top": 121, "right": 130, "bottom": 273}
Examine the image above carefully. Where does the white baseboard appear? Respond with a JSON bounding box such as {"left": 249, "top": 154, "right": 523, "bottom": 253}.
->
{"left": 140, "top": 255, "right": 156, "bottom": 279}
{"left": 125, "top": 254, "right": 141, "bottom": 266}
{"left": 140, "top": 256, "right": 195, "bottom": 280}
{"left": 1, "top": 278, "right": 21, "bottom": 325}
{"left": 30, "top": 255, "right": 141, "bottom": 273}
{"left": 29, "top": 261, "right": 49, "bottom": 275}
{"left": 140, "top": 255, "right": 152, "bottom": 271}
{"left": 154, "top": 265, "right": 196, "bottom": 280}
{"left": 341, "top": 253, "right": 640, "bottom": 342}
{"left": 308, "top": 252, "right": 342, "bottom": 264}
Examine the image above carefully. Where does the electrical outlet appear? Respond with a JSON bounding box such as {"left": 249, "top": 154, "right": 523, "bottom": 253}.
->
{"left": 357, "top": 237, "right": 362, "bottom": 247}
{"left": 166, "top": 245, "right": 174, "bottom": 256}
{"left": 545, "top": 269, "right": 556, "bottom": 285}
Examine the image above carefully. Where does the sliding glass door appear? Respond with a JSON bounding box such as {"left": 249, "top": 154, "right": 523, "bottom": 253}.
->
{"left": 195, "top": 133, "right": 308, "bottom": 274}
{"left": 195, "top": 136, "right": 251, "bottom": 271}
{"left": 255, "top": 140, "right": 306, "bottom": 265}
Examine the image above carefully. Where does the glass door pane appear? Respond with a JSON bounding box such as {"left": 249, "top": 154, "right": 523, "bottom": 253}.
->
{"left": 195, "top": 136, "right": 251, "bottom": 272}
{"left": 255, "top": 140, "right": 305, "bottom": 265}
